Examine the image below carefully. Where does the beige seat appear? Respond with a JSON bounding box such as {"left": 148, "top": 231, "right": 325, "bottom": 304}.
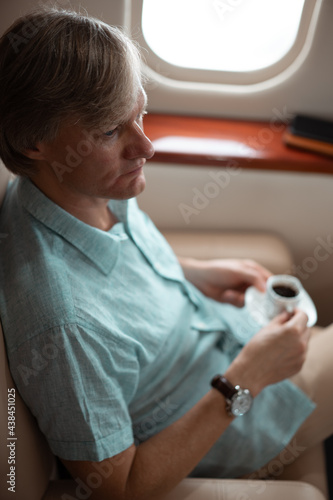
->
{"left": 162, "top": 229, "right": 294, "bottom": 275}
{"left": 0, "top": 161, "right": 328, "bottom": 500}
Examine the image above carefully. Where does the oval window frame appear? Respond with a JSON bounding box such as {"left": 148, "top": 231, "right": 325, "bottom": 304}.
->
{"left": 130, "top": 0, "right": 322, "bottom": 87}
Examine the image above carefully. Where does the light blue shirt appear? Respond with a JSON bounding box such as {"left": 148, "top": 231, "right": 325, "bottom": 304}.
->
{"left": 0, "top": 177, "right": 315, "bottom": 478}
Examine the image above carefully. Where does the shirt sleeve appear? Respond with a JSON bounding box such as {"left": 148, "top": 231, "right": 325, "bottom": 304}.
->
{"left": 9, "top": 323, "right": 139, "bottom": 461}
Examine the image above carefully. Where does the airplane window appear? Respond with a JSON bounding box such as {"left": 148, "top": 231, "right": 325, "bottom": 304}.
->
{"left": 142, "top": 0, "right": 306, "bottom": 73}
{"left": 138, "top": 0, "right": 323, "bottom": 88}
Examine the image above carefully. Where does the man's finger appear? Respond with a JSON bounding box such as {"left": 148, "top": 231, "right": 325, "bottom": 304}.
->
{"left": 286, "top": 308, "right": 309, "bottom": 328}
{"left": 220, "top": 290, "right": 244, "bottom": 307}
{"left": 269, "top": 310, "right": 294, "bottom": 325}
{"left": 240, "top": 267, "right": 267, "bottom": 293}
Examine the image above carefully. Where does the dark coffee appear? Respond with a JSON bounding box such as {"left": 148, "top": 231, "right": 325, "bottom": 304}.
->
{"left": 273, "top": 285, "right": 298, "bottom": 298}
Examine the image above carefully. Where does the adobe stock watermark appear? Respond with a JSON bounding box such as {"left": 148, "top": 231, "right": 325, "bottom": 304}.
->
{"left": 178, "top": 160, "right": 241, "bottom": 224}
{"left": 144, "top": 62, "right": 171, "bottom": 91}
{"left": 51, "top": 127, "right": 104, "bottom": 182}
{"left": 213, "top": 0, "right": 244, "bottom": 21}
{"left": 16, "top": 332, "right": 67, "bottom": 386}
{"left": 246, "top": 105, "right": 294, "bottom": 154}
{"left": 177, "top": 104, "right": 293, "bottom": 225}
{"left": 7, "top": 0, "right": 72, "bottom": 54}
{"left": 240, "top": 438, "right": 307, "bottom": 498}
{"left": 61, "top": 454, "right": 125, "bottom": 500}
{"left": 289, "top": 234, "right": 333, "bottom": 281}
{"left": 133, "top": 397, "right": 179, "bottom": 445}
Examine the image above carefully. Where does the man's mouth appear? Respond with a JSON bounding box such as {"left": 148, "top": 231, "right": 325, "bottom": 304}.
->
{"left": 123, "top": 162, "right": 145, "bottom": 176}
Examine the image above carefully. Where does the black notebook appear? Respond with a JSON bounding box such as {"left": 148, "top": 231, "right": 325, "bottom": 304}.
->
{"left": 284, "top": 114, "right": 333, "bottom": 157}
{"left": 288, "top": 115, "right": 333, "bottom": 144}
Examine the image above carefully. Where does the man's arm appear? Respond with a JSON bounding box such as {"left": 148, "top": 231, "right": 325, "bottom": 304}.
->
{"left": 178, "top": 257, "right": 271, "bottom": 307}
{"left": 62, "top": 388, "right": 231, "bottom": 500}
{"left": 62, "top": 310, "right": 310, "bottom": 500}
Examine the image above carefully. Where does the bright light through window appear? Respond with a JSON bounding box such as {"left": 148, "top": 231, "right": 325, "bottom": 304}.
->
{"left": 142, "top": 0, "right": 306, "bottom": 72}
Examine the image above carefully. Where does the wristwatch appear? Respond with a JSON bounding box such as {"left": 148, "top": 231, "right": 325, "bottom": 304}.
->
{"left": 211, "top": 375, "right": 253, "bottom": 417}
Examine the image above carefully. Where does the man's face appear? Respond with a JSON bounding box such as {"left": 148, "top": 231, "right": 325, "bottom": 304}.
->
{"left": 38, "top": 89, "right": 155, "bottom": 201}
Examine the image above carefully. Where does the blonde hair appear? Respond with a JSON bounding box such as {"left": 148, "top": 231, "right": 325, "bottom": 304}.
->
{"left": 0, "top": 8, "right": 142, "bottom": 176}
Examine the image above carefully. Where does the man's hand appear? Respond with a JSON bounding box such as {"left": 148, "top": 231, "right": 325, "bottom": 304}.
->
{"left": 225, "top": 309, "right": 310, "bottom": 396}
{"left": 179, "top": 257, "right": 272, "bottom": 307}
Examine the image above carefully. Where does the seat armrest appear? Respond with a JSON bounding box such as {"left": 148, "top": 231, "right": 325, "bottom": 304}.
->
{"left": 43, "top": 477, "right": 327, "bottom": 500}
{"left": 162, "top": 230, "right": 294, "bottom": 275}
{"left": 166, "top": 478, "right": 327, "bottom": 500}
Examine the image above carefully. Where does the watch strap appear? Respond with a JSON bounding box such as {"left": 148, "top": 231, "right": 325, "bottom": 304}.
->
{"left": 211, "top": 374, "right": 237, "bottom": 401}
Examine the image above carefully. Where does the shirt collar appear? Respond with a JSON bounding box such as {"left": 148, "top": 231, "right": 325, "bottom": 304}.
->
{"left": 18, "top": 177, "right": 128, "bottom": 276}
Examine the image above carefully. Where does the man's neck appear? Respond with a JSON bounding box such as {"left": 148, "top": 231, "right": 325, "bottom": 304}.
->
{"left": 30, "top": 175, "right": 118, "bottom": 231}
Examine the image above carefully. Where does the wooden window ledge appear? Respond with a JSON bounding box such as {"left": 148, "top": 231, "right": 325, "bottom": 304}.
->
{"left": 144, "top": 114, "right": 333, "bottom": 175}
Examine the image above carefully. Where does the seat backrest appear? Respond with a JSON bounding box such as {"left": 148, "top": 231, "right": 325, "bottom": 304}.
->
{"left": 0, "top": 324, "right": 55, "bottom": 499}
{"left": 0, "top": 162, "right": 55, "bottom": 499}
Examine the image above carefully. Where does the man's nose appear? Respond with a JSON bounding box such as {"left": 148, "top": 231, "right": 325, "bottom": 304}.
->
{"left": 124, "top": 122, "right": 155, "bottom": 160}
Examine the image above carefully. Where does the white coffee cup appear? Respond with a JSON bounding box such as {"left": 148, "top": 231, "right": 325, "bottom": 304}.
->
{"left": 265, "top": 275, "right": 303, "bottom": 319}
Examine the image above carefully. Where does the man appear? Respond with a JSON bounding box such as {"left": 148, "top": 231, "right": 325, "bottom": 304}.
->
{"left": 0, "top": 8, "right": 331, "bottom": 500}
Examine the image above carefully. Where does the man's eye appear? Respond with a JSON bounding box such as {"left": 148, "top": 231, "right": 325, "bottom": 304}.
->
{"left": 104, "top": 128, "right": 117, "bottom": 137}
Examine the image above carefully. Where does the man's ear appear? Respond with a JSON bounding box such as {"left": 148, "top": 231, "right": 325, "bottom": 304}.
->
{"left": 23, "top": 142, "right": 47, "bottom": 161}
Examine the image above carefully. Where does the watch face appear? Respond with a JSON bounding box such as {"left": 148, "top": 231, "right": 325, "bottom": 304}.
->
{"left": 230, "top": 389, "right": 253, "bottom": 417}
